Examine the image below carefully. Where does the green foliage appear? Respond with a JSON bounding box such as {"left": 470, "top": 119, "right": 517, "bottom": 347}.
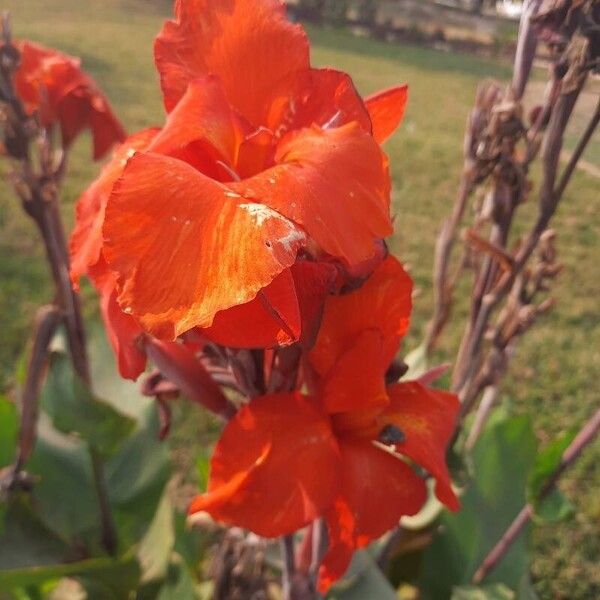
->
{"left": 527, "top": 430, "right": 576, "bottom": 524}
{"left": 420, "top": 410, "right": 537, "bottom": 597}
{"left": 403, "top": 343, "right": 428, "bottom": 380}
{"left": 138, "top": 493, "right": 175, "bottom": 584}
{"left": 327, "top": 549, "right": 398, "bottom": 600}
{"left": 452, "top": 583, "right": 515, "bottom": 600}
{"left": 0, "top": 395, "right": 18, "bottom": 468}
{"left": 0, "top": 497, "right": 69, "bottom": 572}
{"left": 41, "top": 350, "right": 135, "bottom": 458}
{"left": 0, "top": 329, "right": 176, "bottom": 597}
{"left": 195, "top": 450, "right": 211, "bottom": 493}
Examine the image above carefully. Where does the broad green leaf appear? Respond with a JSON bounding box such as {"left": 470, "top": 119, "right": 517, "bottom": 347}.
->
{"left": 107, "top": 405, "right": 171, "bottom": 549}
{"left": 0, "top": 394, "right": 18, "bottom": 468}
{"left": 533, "top": 489, "right": 574, "bottom": 523}
{"left": 195, "top": 451, "right": 211, "bottom": 493}
{"left": 0, "top": 496, "right": 69, "bottom": 572}
{"left": 173, "top": 512, "right": 205, "bottom": 574}
{"left": 138, "top": 492, "right": 175, "bottom": 583}
{"left": 27, "top": 416, "right": 99, "bottom": 542}
{"left": 26, "top": 406, "right": 170, "bottom": 548}
{"left": 87, "top": 322, "right": 153, "bottom": 421}
{"left": 420, "top": 410, "right": 537, "bottom": 597}
{"left": 197, "top": 581, "right": 215, "bottom": 600}
{"left": 41, "top": 352, "right": 135, "bottom": 458}
{"left": 0, "top": 503, "right": 7, "bottom": 538}
{"left": 452, "top": 583, "right": 515, "bottom": 599}
{"left": 528, "top": 429, "right": 576, "bottom": 523}
{"left": 156, "top": 556, "right": 199, "bottom": 600}
{"left": 327, "top": 550, "right": 397, "bottom": 600}
{"left": 402, "top": 343, "right": 428, "bottom": 380}
{"left": 0, "top": 553, "right": 138, "bottom": 595}
{"left": 517, "top": 573, "right": 538, "bottom": 600}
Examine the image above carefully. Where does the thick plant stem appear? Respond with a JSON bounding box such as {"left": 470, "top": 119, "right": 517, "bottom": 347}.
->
{"left": 472, "top": 407, "right": 600, "bottom": 584}
{"left": 14, "top": 306, "right": 62, "bottom": 474}
{"left": 281, "top": 535, "right": 296, "bottom": 600}
{"left": 0, "top": 19, "right": 116, "bottom": 556}
{"left": 555, "top": 97, "right": 600, "bottom": 200}
{"left": 89, "top": 447, "right": 118, "bottom": 556}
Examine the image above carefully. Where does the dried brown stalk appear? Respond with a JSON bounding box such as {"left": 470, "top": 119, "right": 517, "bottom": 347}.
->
{"left": 424, "top": 0, "right": 599, "bottom": 429}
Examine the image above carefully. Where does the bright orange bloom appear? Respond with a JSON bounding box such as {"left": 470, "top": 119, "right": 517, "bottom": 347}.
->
{"left": 14, "top": 41, "right": 125, "bottom": 159}
{"left": 189, "top": 257, "right": 459, "bottom": 591}
{"left": 70, "top": 129, "right": 160, "bottom": 379}
{"left": 78, "top": 0, "right": 409, "bottom": 344}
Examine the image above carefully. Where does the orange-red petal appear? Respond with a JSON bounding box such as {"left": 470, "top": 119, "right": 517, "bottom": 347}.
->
{"left": 103, "top": 152, "right": 305, "bottom": 339}
{"left": 148, "top": 76, "right": 243, "bottom": 174}
{"left": 290, "top": 261, "right": 337, "bottom": 347}
{"left": 365, "top": 86, "right": 408, "bottom": 144}
{"left": 15, "top": 40, "right": 125, "bottom": 159}
{"left": 201, "top": 268, "right": 301, "bottom": 348}
{"left": 318, "top": 439, "right": 427, "bottom": 592}
{"left": 233, "top": 123, "right": 392, "bottom": 266}
{"left": 201, "top": 260, "right": 336, "bottom": 350}
{"left": 70, "top": 127, "right": 160, "bottom": 285}
{"left": 87, "top": 259, "right": 146, "bottom": 381}
{"left": 321, "top": 328, "right": 388, "bottom": 416}
{"left": 100, "top": 280, "right": 146, "bottom": 381}
{"left": 382, "top": 382, "right": 460, "bottom": 511}
{"left": 310, "top": 255, "right": 413, "bottom": 378}
{"left": 154, "top": 0, "right": 309, "bottom": 129}
{"left": 189, "top": 392, "right": 340, "bottom": 537}
{"left": 284, "top": 68, "right": 371, "bottom": 134}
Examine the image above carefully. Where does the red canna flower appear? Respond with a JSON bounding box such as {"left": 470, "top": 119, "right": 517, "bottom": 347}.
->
{"left": 76, "top": 0, "right": 409, "bottom": 345}
{"left": 13, "top": 41, "right": 125, "bottom": 159}
{"left": 70, "top": 128, "right": 160, "bottom": 379}
{"left": 188, "top": 256, "right": 460, "bottom": 591}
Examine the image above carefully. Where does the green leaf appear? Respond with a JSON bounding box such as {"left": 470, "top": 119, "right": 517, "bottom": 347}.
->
{"left": 27, "top": 417, "right": 99, "bottom": 542}
{"left": 327, "top": 549, "right": 397, "bottom": 600}
{"left": 41, "top": 352, "right": 135, "bottom": 458}
{"left": 0, "top": 496, "right": 138, "bottom": 596}
{"left": 420, "top": 410, "right": 538, "bottom": 597}
{"left": 195, "top": 450, "right": 211, "bottom": 493}
{"left": 138, "top": 492, "right": 175, "bottom": 583}
{"left": 452, "top": 583, "right": 515, "bottom": 599}
{"left": 25, "top": 404, "right": 170, "bottom": 548}
{"left": 107, "top": 405, "right": 171, "bottom": 549}
{"left": 528, "top": 429, "right": 576, "bottom": 523}
{"left": 0, "top": 554, "right": 139, "bottom": 595}
{"left": 0, "top": 394, "right": 18, "bottom": 468}
{"left": 87, "top": 322, "right": 154, "bottom": 421}
{"left": 533, "top": 489, "right": 574, "bottom": 524}
{"left": 155, "top": 556, "right": 199, "bottom": 600}
{"left": 0, "top": 496, "right": 69, "bottom": 572}
{"left": 173, "top": 512, "right": 205, "bottom": 573}
{"left": 402, "top": 343, "right": 428, "bottom": 380}
{"left": 517, "top": 573, "right": 539, "bottom": 600}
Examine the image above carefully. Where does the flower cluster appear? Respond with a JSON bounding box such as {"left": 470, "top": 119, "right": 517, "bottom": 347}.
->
{"left": 65, "top": 0, "right": 459, "bottom": 590}
{"left": 11, "top": 40, "right": 125, "bottom": 159}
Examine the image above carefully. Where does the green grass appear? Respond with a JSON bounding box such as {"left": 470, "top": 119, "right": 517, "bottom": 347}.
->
{"left": 1, "top": 1, "right": 598, "bottom": 597}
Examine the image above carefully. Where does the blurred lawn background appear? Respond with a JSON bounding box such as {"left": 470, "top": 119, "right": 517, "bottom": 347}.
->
{"left": 0, "top": 1, "right": 598, "bottom": 597}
